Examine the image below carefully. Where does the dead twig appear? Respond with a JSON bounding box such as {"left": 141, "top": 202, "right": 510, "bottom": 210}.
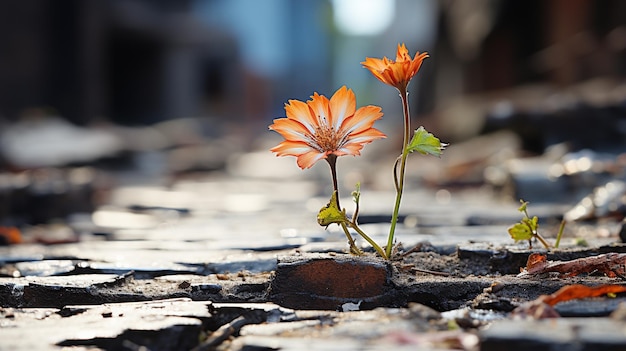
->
{"left": 192, "top": 312, "right": 265, "bottom": 351}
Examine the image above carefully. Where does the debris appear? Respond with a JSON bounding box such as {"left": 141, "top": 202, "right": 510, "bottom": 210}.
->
{"left": 341, "top": 300, "right": 362, "bottom": 312}
{"left": 565, "top": 180, "right": 626, "bottom": 222}
{"left": 0, "top": 226, "right": 21, "bottom": 245}
{"left": 512, "top": 284, "right": 626, "bottom": 319}
{"left": 518, "top": 252, "right": 626, "bottom": 278}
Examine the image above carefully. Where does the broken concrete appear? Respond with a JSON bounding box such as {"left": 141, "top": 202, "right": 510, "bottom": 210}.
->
{"left": 269, "top": 253, "right": 392, "bottom": 310}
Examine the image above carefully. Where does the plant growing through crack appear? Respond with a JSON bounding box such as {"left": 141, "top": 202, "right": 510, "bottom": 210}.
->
{"left": 269, "top": 44, "right": 446, "bottom": 260}
{"left": 508, "top": 199, "right": 566, "bottom": 249}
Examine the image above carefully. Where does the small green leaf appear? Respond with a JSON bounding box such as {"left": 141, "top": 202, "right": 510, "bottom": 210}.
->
{"left": 521, "top": 216, "right": 538, "bottom": 231}
{"left": 407, "top": 126, "right": 447, "bottom": 157}
{"left": 508, "top": 222, "right": 533, "bottom": 241}
{"left": 517, "top": 200, "right": 529, "bottom": 213}
{"left": 351, "top": 182, "right": 361, "bottom": 204}
{"left": 531, "top": 216, "right": 538, "bottom": 229}
{"left": 317, "top": 191, "right": 347, "bottom": 226}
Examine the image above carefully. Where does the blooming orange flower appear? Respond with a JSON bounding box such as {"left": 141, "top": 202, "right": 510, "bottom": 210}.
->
{"left": 269, "top": 86, "right": 386, "bottom": 169}
{"left": 361, "top": 43, "right": 428, "bottom": 92}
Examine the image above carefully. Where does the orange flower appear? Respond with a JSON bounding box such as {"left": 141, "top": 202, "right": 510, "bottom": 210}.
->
{"left": 361, "top": 43, "right": 429, "bottom": 92}
{"left": 269, "top": 86, "right": 386, "bottom": 169}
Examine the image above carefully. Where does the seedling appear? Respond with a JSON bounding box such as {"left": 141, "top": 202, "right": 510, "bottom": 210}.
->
{"left": 508, "top": 199, "right": 566, "bottom": 249}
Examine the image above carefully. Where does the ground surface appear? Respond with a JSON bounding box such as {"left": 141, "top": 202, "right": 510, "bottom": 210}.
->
{"left": 1, "top": 153, "right": 625, "bottom": 350}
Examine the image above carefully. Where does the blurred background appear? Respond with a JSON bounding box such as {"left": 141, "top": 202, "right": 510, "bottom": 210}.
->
{"left": 2, "top": 0, "right": 625, "bottom": 129}
{"left": 0, "top": 0, "right": 625, "bottom": 232}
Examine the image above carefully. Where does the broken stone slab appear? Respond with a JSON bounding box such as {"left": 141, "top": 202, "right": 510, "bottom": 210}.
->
{"left": 0, "top": 167, "right": 100, "bottom": 226}
{"left": 0, "top": 298, "right": 209, "bottom": 351}
{"left": 0, "top": 273, "right": 127, "bottom": 307}
{"left": 13, "top": 259, "right": 77, "bottom": 276}
{"left": 0, "top": 272, "right": 195, "bottom": 308}
{"left": 0, "top": 268, "right": 275, "bottom": 309}
{"left": 0, "top": 240, "right": 281, "bottom": 276}
{"left": 553, "top": 297, "right": 626, "bottom": 317}
{"left": 268, "top": 251, "right": 626, "bottom": 313}
{"left": 156, "top": 273, "right": 271, "bottom": 304}
{"left": 5, "top": 256, "right": 202, "bottom": 279}
{"left": 479, "top": 317, "right": 626, "bottom": 351}
{"left": 84, "top": 261, "right": 201, "bottom": 279}
{"left": 268, "top": 253, "right": 393, "bottom": 311}
{"left": 457, "top": 242, "right": 626, "bottom": 274}
{"left": 0, "top": 117, "right": 123, "bottom": 169}
{"left": 468, "top": 275, "right": 626, "bottom": 317}
{"left": 230, "top": 303, "right": 476, "bottom": 351}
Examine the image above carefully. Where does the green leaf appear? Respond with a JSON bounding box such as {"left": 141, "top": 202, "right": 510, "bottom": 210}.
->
{"left": 530, "top": 216, "right": 538, "bottom": 230}
{"left": 407, "top": 126, "right": 447, "bottom": 157}
{"left": 351, "top": 182, "right": 361, "bottom": 204}
{"left": 522, "top": 216, "right": 538, "bottom": 232}
{"left": 317, "top": 191, "right": 347, "bottom": 226}
{"left": 517, "top": 200, "right": 529, "bottom": 213}
{"left": 508, "top": 222, "right": 533, "bottom": 241}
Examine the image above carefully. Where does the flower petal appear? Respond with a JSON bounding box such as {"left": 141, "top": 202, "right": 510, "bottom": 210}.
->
{"left": 285, "top": 99, "right": 318, "bottom": 132}
{"left": 270, "top": 140, "right": 315, "bottom": 157}
{"left": 296, "top": 150, "right": 327, "bottom": 169}
{"left": 345, "top": 128, "right": 386, "bottom": 145}
{"left": 361, "top": 57, "right": 389, "bottom": 85}
{"left": 269, "top": 118, "right": 312, "bottom": 142}
{"left": 329, "top": 86, "right": 355, "bottom": 130}
{"left": 409, "top": 52, "right": 429, "bottom": 76}
{"left": 341, "top": 105, "right": 384, "bottom": 135}
{"left": 363, "top": 43, "right": 428, "bottom": 91}
{"left": 396, "top": 43, "right": 410, "bottom": 61}
{"left": 307, "top": 92, "right": 331, "bottom": 127}
{"left": 269, "top": 86, "right": 385, "bottom": 168}
{"left": 361, "top": 57, "right": 387, "bottom": 72}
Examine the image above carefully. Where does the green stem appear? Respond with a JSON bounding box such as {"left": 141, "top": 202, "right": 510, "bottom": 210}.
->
{"left": 386, "top": 88, "right": 410, "bottom": 258}
{"left": 326, "top": 155, "right": 361, "bottom": 255}
{"left": 341, "top": 222, "right": 362, "bottom": 255}
{"left": 554, "top": 220, "right": 566, "bottom": 248}
{"left": 326, "top": 155, "right": 341, "bottom": 209}
{"left": 349, "top": 221, "right": 388, "bottom": 259}
{"left": 535, "top": 233, "right": 551, "bottom": 250}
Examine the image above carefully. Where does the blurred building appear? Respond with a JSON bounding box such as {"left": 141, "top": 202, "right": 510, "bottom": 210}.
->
{"left": 0, "top": 0, "right": 241, "bottom": 126}
{"left": 0, "top": 0, "right": 624, "bottom": 138}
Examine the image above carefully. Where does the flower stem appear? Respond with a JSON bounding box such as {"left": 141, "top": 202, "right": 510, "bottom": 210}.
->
{"left": 341, "top": 222, "right": 363, "bottom": 255}
{"left": 348, "top": 221, "right": 387, "bottom": 259}
{"left": 387, "top": 88, "right": 410, "bottom": 258}
{"left": 326, "top": 155, "right": 341, "bottom": 208}
{"left": 326, "top": 156, "right": 361, "bottom": 254}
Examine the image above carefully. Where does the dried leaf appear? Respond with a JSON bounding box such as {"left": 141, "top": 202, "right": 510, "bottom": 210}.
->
{"left": 523, "top": 253, "right": 548, "bottom": 274}
{"left": 0, "top": 226, "right": 21, "bottom": 244}
{"left": 518, "top": 252, "right": 626, "bottom": 278}
{"left": 541, "top": 284, "right": 626, "bottom": 306}
{"left": 513, "top": 283, "right": 626, "bottom": 319}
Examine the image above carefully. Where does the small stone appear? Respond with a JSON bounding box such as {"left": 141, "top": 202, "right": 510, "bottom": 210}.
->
{"left": 191, "top": 283, "right": 222, "bottom": 293}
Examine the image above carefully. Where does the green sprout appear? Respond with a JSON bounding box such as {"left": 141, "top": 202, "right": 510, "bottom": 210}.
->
{"left": 508, "top": 199, "right": 566, "bottom": 249}
{"left": 317, "top": 187, "right": 387, "bottom": 259}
